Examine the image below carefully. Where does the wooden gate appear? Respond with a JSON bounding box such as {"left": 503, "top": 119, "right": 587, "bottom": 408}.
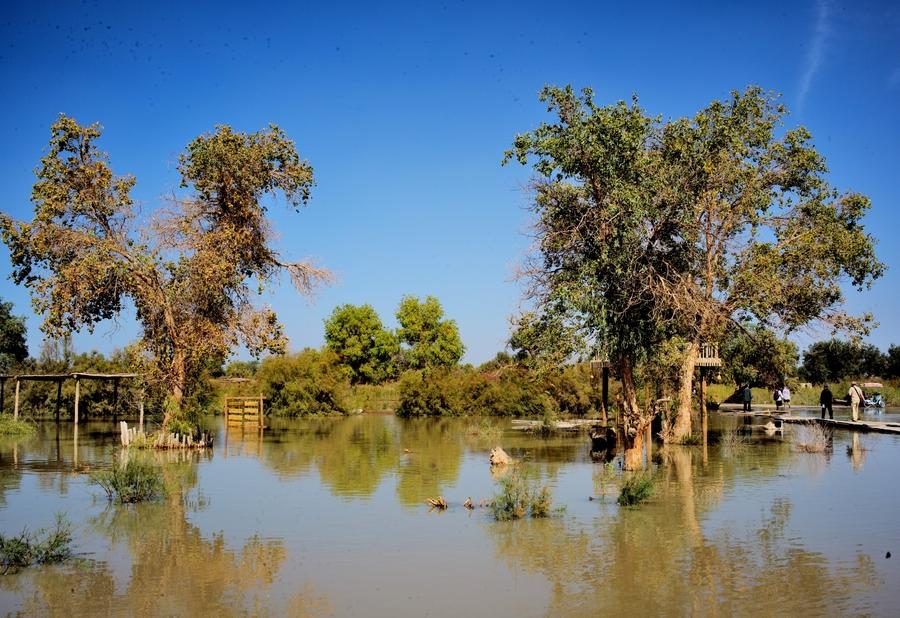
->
{"left": 224, "top": 396, "right": 264, "bottom": 427}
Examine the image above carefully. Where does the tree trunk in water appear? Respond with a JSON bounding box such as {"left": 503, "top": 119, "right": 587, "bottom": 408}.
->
{"left": 670, "top": 341, "right": 698, "bottom": 443}
{"left": 162, "top": 350, "right": 187, "bottom": 429}
{"left": 620, "top": 357, "right": 648, "bottom": 470}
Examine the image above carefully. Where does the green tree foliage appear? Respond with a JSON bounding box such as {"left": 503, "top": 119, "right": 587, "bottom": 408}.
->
{"left": 0, "top": 299, "right": 28, "bottom": 371}
{"left": 323, "top": 304, "right": 398, "bottom": 384}
{"left": 505, "top": 85, "right": 884, "bottom": 453}
{"left": 886, "top": 345, "right": 900, "bottom": 380}
{"left": 799, "top": 339, "right": 886, "bottom": 383}
{"left": 222, "top": 359, "right": 259, "bottom": 378}
{"left": 396, "top": 361, "right": 595, "bottom": 418}
{"left": 654, "top": 87, "right": 883, "bottom": 435}
{"left": 255, "top": 349, "right": 349, "bottom": 415}
{"left": 504, "top": 85, "right": 672, "bottom": 468}
{"left": 396, "top": 295, "right": 464, "bottom": 369}
{"left": 720, "top": 325, "right": 798, "bottom": 387}
{"left": 1, "top": 116, "right": 327, "bottom": 427}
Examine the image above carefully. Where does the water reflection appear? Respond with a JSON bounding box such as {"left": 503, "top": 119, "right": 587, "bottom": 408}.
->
{"left": 489, "top": 442, "right": 881, "bottom": 616}
{"left": 1, "top": 415, "right": 898, "bottom": 616}
{"left": 0, "top": 451, "right": 330, "bottom": 617}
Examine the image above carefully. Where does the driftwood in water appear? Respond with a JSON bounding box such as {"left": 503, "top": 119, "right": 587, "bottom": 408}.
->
{"left": 490, "top": 446, "right": 512, "bottom": 466}
{"left": 427, "top": 496, "right": 448, "bottom": 509}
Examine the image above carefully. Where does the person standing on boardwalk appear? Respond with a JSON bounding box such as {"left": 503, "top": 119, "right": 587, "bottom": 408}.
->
{"left": 848, "top": 382, "right": 865, "bottom": 422}
{"left": 781, "top": 385, "right": 791, "bottom": 409}
{"left": 742, "top": 385, "right": 752, "bottom": 412}
{"left": 820, "top": 384, "right": 833, "bottom": 419}
{"left": 773, "top": 387, "right": 783, "bottom": 411}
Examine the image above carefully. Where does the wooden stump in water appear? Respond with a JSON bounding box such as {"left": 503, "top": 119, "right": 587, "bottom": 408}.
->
{"left": 490, "top": 446, "right": 512, "bottom": 466}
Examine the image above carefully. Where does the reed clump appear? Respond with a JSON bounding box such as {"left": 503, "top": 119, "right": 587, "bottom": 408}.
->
{"left": 795, "top": 424, "right": 831, "bottom": 453}
{"left": 0, "top": 514, "right": 73, "bottom": 574}
{"left": 617, "top": 474, "right": 655, "bottom": 507}
{"left": 90, "top": 458, "right": 165, "bottom": 503}
{"left": 719, "top": 429, "right": 749, "bottom": 451}
{"left": 491, "top": 469, "right": 554, "bottom": 521}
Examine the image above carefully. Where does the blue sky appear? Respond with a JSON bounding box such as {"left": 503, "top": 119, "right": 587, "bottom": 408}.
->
{"left": 1, "top": 0, "right": 898, "bottom": 364}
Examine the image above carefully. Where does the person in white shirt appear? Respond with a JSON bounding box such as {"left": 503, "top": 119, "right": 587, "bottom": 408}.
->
{"left": 848, "top": 382, "right": 865, "bottom": 422}
{"left": 781, "top": 385, "right": 791, "bottom": 409}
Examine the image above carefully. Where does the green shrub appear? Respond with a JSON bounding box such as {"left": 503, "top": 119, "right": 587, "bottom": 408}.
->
{"left": 0, "top": 513, "right": 73, "bottom": 573}
{"left": 491, "top": 469, "right": 555, "bottom": 521}
{"left": 617, "top": 474, "right": 654, "bottom": 507}
{"left": 165, "top": 418, "right": 195, "bottom": 437}
{"left": 91, "top": 458, "right": 165, "bottom": 503}
{"left": 0, "top": 414, "right": 36, "bottom": 436}
{"left": 396, "top": 364, "right": 563, "bottom": 418}
{"left": 256, "top": 349, "right": 350, "bottom": 416}
{"left": 396, "top": 368, "right": 466, "bottom": 417}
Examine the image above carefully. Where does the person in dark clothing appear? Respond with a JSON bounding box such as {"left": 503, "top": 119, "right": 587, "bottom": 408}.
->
{"left": 820, "top": 384, "right": 833, "bottom": 419}
{"left": 773, "top": 387, "right": 783, "bottom": 411}
{"left": 742, "top": 385, "right": 752, "bottom": 412}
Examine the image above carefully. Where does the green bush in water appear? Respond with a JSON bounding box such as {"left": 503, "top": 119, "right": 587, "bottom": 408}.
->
{"left": 0, "top": 414, "right": 36, "bottom": 436}
{"left": 491, "top": 468, "right": 555, "bottom": 521}
{"left": 91, "top": 458, "right": 165, "bottom": 504}
{"left": 618, "top": 474, "right": 655, "bottom": 507}
{"left": 0, "top": 513, "right": 73, "bottom": 574}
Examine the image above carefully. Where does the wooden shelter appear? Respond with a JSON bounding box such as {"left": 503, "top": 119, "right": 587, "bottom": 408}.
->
{"left": 0, "top": 372, "right": 139, "bottom": 426}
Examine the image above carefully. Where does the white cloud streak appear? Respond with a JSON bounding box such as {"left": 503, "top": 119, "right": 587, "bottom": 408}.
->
{"left": 797, "top": 0, "right": 831, "bottom": 110}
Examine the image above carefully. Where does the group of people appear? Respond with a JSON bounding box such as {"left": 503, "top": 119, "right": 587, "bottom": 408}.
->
{"left": 773, "top": 385, "right": 791, "bottom": 410}
{"left": 739, "top": 382, "right": 867, "bottom": 421}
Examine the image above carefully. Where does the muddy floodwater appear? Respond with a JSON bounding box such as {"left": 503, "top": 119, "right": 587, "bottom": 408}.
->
{"left": 2, "top": 411, "right": 900, "bottom": 616}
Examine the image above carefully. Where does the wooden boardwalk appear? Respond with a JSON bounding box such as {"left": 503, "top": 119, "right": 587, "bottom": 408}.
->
{"left": 750, "top": 412, "right": 900, "bottom": 435}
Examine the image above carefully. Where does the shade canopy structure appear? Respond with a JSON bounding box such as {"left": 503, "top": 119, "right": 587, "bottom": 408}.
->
{"left": 0, "top": 372, "right": 140, "bottom": 425}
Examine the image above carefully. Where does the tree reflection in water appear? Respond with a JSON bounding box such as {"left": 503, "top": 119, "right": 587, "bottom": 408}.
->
{"left": 489, "top": 443, "right": 879, "bottom": 616}
{"left": 0, "top": 451, "right": 331, "bottom": 617}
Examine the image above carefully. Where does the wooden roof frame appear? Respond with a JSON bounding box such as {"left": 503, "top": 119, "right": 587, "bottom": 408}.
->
{"left": 0, "top": 372, "right": 140, "bottom": 425}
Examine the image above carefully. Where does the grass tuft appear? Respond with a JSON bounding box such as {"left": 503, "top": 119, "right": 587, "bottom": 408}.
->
{"left": 0, "top": 513, "right": 74, "bottom": 574}
{"left": 617, "top": 474, "right": 655, "bottom": 507}
{"left": 491, "top": 468, "right": 555, "bottom": 521}
{"left": 795, "top": 424, "right": 831, "bottom": 454}
{"left": 90, "top": 458, "right": 166, "bottom": 503}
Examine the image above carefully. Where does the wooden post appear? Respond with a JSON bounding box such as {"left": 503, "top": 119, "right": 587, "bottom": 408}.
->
{"left": 112, "top": 378, "right": 119, "bottom": 421}
{"left": 645, "top": 422, "right": 652, "bottom": 466}
{"left": 14, "top": 378, "right": 20, "bottom": 421}
{"left": 73, "top": 423, "right": 79, "bottom": 467}
{"left": 74, "top": 378, "right": 80, "bottom": 426}
{"left": 602, "top": 366, "right": 609, "bottom": 422}
{"left": 259, "top": 393, "right": 264, "bottom": 428}
{"left": 700, "top": 367, "right": 708, "bottom": 437}
{"left": 55, "top": 379, "right": 63, "bottom": 422}
{"left": 139, "top": 398, "right": 144, "bottom": 432}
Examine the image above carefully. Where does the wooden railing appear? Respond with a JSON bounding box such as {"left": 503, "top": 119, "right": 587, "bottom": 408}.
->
{"left": 695, "top": 343, "right": 722, "bottom": 367}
